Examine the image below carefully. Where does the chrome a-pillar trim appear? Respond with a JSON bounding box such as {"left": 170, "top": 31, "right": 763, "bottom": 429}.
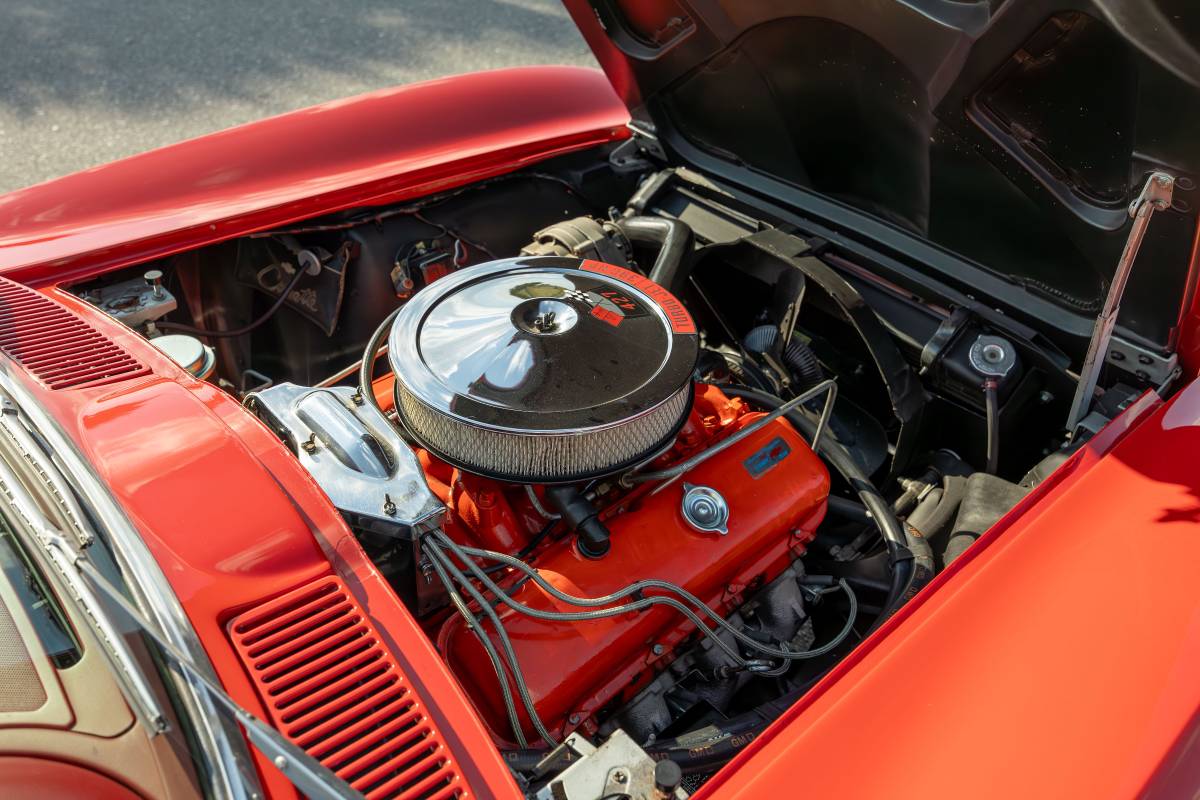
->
{"left": 0, "top": 365, "right": 262, "bottom": 800}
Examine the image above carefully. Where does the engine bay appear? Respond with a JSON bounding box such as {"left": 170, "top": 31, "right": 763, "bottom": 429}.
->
{"left": 67, "top": 144, "right": 1178, "bottom": 796}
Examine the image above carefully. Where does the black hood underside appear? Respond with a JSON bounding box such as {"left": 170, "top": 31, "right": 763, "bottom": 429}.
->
{"left": 571, "top": 0, "right": 1200, "bottom": 351}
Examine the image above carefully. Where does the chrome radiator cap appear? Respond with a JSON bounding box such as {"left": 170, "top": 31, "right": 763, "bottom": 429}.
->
{"left": 388, "top": 256, "right": 698, "bottom": 483}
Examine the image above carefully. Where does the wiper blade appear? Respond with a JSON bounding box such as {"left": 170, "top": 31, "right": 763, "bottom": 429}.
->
{"left": 70, "top": 553, "right": 363, "bottom": 800}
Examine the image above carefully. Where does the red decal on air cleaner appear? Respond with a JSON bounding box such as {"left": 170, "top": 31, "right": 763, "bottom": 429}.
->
{"left": 599, "top": 289, "right": 637, "bottom": 311}
{"left": 581, "top": 259, "right": 697, "bottom": 334}
{"left": 590, "top": 305, "right": 623, "bottom": 326}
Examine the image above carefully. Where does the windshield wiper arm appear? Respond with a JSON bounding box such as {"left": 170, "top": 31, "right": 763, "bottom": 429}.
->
{"left": 0, "top": 411, "right": 360, "bottom": 800}
{"left": 67, "top": 550, "right": 364, "bottom": 800}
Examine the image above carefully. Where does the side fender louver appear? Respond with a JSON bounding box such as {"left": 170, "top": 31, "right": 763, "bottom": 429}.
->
{"left": 228, "top": 576, "right": 468, "bottom": 800}
{"left": 0, "top": 279, "right": 149, "bottom": 390}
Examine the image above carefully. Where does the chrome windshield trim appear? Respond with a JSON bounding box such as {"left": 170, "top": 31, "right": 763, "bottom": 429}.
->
{"left": 0, "top": 367, "right": 262, "bottom": 800}
{"left": 0, "top": 454, "right": 169, "bottom": 733}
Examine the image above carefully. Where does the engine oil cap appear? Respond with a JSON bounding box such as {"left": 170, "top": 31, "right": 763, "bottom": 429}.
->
{"left": 681, "top": 483, "right": 729, "bottom": 535}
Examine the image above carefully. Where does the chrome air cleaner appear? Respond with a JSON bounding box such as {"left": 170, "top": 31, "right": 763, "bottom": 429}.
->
{"left": 387, "top": 256, "right": 698, "bottom": 483}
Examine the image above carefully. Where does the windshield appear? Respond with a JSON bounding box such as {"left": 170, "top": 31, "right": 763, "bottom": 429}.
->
{"left": 0, "top": 520, "right": 80, "bottom": 668}
{"left": 0, "top": 375, "right": 358, "bottom": 799}
{"left": 0, "top": 411, "right": 211, "bottom": 798}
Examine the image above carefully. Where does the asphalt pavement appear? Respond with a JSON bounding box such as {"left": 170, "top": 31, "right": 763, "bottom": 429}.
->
{"left": 0, "top": 0, "right": 596, "bottom": 193}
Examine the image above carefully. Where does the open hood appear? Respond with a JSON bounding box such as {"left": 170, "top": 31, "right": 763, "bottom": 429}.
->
{"left": 565, "top": 0, "right": 1200, "bottom": 352}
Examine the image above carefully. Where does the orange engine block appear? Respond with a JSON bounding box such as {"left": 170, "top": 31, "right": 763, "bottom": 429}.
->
{"left": 428, "top": 384, "right": 830, "bottom": 744}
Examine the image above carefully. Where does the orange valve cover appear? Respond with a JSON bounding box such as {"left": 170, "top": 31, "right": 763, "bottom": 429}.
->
{"left": 439, "top": 408, "right": 829, "bottom": 742}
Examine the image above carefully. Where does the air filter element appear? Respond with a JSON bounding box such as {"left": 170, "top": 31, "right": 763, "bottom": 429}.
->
{"left": 388, "top": 256, "right": 698, "bottom": 483}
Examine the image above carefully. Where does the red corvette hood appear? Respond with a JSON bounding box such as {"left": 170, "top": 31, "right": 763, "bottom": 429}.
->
{"left": 0, "top": 66, "right": 628, "bottom": 285}
{"left": 563, "top": 0, "right": 1200, "bottom": 352}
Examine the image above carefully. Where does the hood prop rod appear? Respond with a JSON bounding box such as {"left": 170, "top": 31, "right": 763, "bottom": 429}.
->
{"left": 1066, "top": 172, "right": 1175, "bottom": 435}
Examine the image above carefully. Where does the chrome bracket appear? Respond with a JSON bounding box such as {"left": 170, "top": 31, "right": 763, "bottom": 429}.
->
{"left": 1066, "top": 172, "right": 1174, "bottom": 434}
{"left": 1105, "top": 335, "right": 1179, "bottom": 385}
{"left": 246, "top": 383, "right": 443, "bottom": 538}
{"left": 534, "top": 730, "right": 687, "bottom": 800}
{"left": 609, "top": 121, "right": 666, "bottom": 173}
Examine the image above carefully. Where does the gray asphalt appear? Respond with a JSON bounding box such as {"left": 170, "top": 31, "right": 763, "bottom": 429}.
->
{"left": 0, "top": 1, "right": 597, "bottom": 194}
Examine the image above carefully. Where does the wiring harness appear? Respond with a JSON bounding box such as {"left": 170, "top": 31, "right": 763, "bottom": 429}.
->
{"left": 420, "top": 527, "right": 857, "bottom": 748}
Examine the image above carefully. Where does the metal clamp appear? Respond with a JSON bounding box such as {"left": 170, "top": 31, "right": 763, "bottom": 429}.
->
{"left": 1105, "top": 335, "right": 1179, "bottom": 385}
{"left": 534, "top": 730, "right": 688, "bottom": 800}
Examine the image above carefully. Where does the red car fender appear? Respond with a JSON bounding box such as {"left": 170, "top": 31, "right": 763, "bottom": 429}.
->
{"left": 700, "top": 382, "right": 1200, "bottom": 799}
{"left": 22, "top": 287, "right": 523, "bottom": 799}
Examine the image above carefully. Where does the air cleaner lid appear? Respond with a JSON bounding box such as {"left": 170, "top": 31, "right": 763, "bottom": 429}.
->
{"left": 389, "top": 256, "right": 697, "bottom": 433}
{"left": 388, "top": 257, "right": 698, "bottom": 482}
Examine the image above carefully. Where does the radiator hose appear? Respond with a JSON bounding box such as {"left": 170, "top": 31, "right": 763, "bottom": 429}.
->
{"left": 983, "top": 378, "right": 1000, "bottom": 475}
{"left": 743, "top": 324, "right": 824, "bottom": 389}
{"left": 613, "top": 216, "right": 694, "bottom": 296}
